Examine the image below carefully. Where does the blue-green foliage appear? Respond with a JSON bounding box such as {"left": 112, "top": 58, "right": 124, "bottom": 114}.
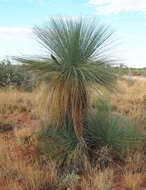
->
{"left": 85, "top": 98, "right": 145, "bottom": 154}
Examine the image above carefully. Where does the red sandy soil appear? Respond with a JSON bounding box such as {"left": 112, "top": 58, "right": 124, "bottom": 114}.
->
{"left": 1, "top": 112, "right": 38, "bottom": 161}
{"left": 0, "top": 112, "right": 38, "bottom": 190}
{"left": 2, "top": 112, "right": 38, "bottom": 127}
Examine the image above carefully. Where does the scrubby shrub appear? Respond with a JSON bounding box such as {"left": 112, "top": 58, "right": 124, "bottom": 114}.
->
{"left": 0, "top": 60, "right": 13, "bottom": 87}
{"left": 132, "top": 68, "right": 146, "bottom": 77}
{"left": 0, "top": 121, "right": 14, "bottom": 133}
{"left": 0, "top": 60, "right": 36, "bottom": 91}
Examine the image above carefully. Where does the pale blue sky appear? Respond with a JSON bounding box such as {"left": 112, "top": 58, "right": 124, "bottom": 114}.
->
{"left": 0, "top": 0, "right": 146, "bottom": 68}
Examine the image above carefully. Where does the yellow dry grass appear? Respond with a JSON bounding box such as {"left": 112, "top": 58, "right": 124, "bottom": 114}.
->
{"left": 107, "top": 79, "right": 146, "bottom": 130}
{"left": 0, "top": 136, "right": 145, "bottom": 190}
{"left": 0, "top": 89, "right": 33, "bottom": 114}
{"left": 0, "top": 138, "right": 58, "bottom": 190}
{"left": 14, "top": 127, "right": 36, "bottom": 140}
{"left": 0, "top": 78, "right": 145, "bottom": 189}
{"left": 124, "top": 172, "right": 142, "bottom": 190}
{"left": 0, "top": 78, "right": 145, "bottom": 124}
{"left": 111, "top": 79, "right": 146, "bottom": 114}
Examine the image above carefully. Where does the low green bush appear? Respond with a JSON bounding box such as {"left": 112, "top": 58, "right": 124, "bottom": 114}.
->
{"left": 0, "top": 60, "right": 36, "bottom": 91}
{"left": 86, "top": 113, "right": 144, "bottom": 153}
{"left": 85, "top": 98, "right": 145, "bottom": 156}
{"left": 0, "top": 121, "right": 14, "bottom": 133}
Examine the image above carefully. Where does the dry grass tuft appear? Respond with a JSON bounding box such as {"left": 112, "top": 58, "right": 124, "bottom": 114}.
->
{"left": 14, "top": 127, "right": 36, "bottom": 140}
{"left": 0, "top": 138, "right": 58, "bottom": 190}
{"left": 124, "top": 172, "right": 142, "bottom": 190}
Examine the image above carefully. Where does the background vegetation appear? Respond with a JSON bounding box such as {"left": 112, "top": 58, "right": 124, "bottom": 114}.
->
{"left": 0, "top": 59, "right": 36, "bottom": 91}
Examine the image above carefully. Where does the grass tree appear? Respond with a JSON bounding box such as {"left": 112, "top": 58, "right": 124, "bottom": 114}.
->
{"left": 14, "top": 17, "right": 117, "bottom": 138}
